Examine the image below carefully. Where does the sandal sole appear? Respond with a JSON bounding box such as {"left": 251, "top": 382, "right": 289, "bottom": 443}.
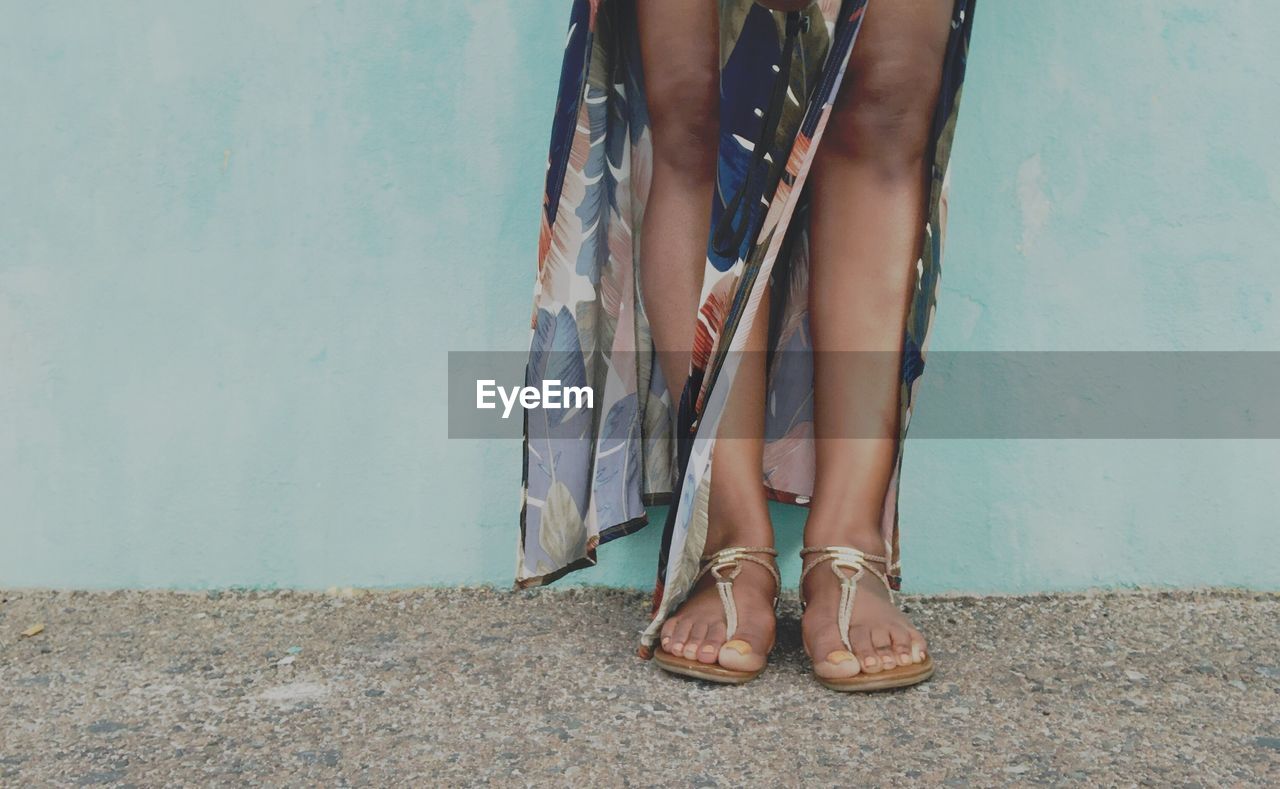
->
{"left": 653, "top": 649, "right": 764, "bottom": 684}
{"left": 815, "top": 655, "right": 934, "bottom": 692}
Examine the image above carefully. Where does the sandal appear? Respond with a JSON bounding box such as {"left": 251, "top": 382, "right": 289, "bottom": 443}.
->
{"left": 800, "top": 546, "right": 935, "bottom": 692}
{"left": 653, "top": 546, "right": 780, "bottom": 684}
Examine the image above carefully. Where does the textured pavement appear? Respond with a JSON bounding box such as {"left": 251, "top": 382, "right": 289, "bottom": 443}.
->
{"left": 1, "top": 587, "right": 1277, "bottom": 786}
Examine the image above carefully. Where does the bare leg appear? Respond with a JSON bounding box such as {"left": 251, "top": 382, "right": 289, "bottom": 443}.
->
{"left": 637, "top": 1, "right": 774, "bottom": 671}
{"left": 637, "top": 0, "right": 718, "bottom": 402}
{"left": 801, "top": 1, "right": 953, "bottom": 679}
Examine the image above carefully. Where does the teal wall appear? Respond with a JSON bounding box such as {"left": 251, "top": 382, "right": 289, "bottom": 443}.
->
{"left": 2, "top": 1, "right": 1277, "bottom": 591}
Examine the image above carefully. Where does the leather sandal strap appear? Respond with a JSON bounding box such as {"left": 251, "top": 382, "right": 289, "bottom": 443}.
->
{"left": 798, "top": 546, "right": 893, "bottom": 653}
{"left": 691, "top": 546, "right": 780, "bottom": 640}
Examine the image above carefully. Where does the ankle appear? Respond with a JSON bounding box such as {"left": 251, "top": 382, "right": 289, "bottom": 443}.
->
{"left": 804, "top": 520, "right": 885, "bottom": 555}
{"left": 704, "top": 505, "right": 774, "bottom": 554}
{"left": 704, "top": 531, "right": 774, "bottom": 555}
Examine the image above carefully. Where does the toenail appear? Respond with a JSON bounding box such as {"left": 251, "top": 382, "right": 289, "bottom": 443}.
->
{"left": 827, "top": 650, "right": 856, "bottom": 665}
{"left": 864, "top": 656, "right": 879, "bottom": 668}
{"left": 672, "top": 643, "right": 683, "bottom": 652}
{"left": 701, "top": 644, "right": 716, "bottom": 653}
{"left": 723, "top": 639, "right": 752, "bottom": 655}
{"left": 911, "top": 644, "right": 923, "bottom": 662}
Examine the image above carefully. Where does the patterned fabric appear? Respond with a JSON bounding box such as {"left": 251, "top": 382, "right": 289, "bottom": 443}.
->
{"left": 518, "top": 0, "right": 976, "bottom": 652}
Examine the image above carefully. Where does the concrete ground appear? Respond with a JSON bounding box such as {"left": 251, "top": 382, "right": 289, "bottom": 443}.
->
{"left": 0, "top": 588, "right": 1276, "bottom": 786}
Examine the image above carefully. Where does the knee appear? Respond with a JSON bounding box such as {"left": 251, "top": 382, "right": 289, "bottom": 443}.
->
{"left": 824, "top": 54, "right": 943, "bottom": 180}
{"left": 646, "top": 75, "right": 719, "bottom": 178}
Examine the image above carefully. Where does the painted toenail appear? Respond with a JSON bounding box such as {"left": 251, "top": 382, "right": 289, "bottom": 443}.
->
{"left": 827, "top": 650, "right": 856, "bottom": 665}
{"left": 911, "top": 644, "right": 923, "bottom": 662}
{"left": 723, "top": 639, "right": 752, "bottom": 655}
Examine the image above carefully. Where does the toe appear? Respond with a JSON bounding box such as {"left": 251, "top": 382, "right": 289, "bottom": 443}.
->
{"left": 908, "top": 628, "right": 928, "bottom": 664}
{"left": 668, "top": 616, "right": 693, "bottom": 655}
{"left": 850, "top": 625, "right": 881, "bottom": 673}
{"left": 660, "top": 617, "right": 678, "bottom": 653}
{"left": 698, "top": 622, "right": 727, "bottom": 665}
{"left": 719, "top": 625, "right": 768, "bottom": 673}
{"left": 682, "top": 622, "right": 708, "bottom": 661}
{"left": 890, "top": 626, "right": 914, "bottom": 667}
{"left": 871, "top": 627, "right": 897, "bottom": 669}
{"left": 814, "top": 648, "right": 860, "bottom": 679}
{"left": 807, "top": 617, "right": 859, "bottom": 679}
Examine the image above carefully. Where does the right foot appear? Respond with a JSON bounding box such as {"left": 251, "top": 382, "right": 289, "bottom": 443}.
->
{"left": 657, "top": 546, "right": 777, "bottom": 673}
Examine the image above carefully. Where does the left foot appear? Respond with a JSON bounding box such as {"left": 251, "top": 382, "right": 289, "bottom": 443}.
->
{"left": 800, "top": 534, "right": 928, "bottom": 680}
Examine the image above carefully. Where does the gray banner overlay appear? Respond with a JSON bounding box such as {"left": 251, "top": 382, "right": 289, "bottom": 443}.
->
{"left": 449, "top": 351, "right": 1280, "bottom": 439}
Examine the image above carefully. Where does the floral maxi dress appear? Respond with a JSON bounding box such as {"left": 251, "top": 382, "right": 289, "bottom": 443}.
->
{"left": 518, "top": 0, "right": 977, "bottom": 653}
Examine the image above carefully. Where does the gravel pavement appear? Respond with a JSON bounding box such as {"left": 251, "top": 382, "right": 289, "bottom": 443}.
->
{"left": 1, "top": 588, "right": 1277, "bottom": 786}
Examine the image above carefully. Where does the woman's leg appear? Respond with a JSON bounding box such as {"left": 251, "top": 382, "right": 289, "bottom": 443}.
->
{"left": 801, "top": 1, "right": 953, "bottom": 679}
{"left": 637, "top": 0, "right": 718, "bottom": 400}
{"left": 660, "top": 291, "right": 774, "bottom": 671}
{"left": 637, "top": 1, "right": 774, "bottom": 670}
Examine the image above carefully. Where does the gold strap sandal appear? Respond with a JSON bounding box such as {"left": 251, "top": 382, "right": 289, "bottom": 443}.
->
{"left": 800, "top": 546, "right": 935, "bottom": 692}
{"left": 653, "top": 546, "right": 780, "bottom": 684}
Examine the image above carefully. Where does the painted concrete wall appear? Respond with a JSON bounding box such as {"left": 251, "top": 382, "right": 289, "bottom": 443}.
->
{"left": 2, "top": 1, "right": 1277, "bottom": 591}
